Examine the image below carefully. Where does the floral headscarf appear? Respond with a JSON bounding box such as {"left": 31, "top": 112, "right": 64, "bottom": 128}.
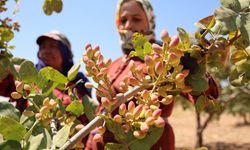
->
{"left": 116, "top": 0, "right": 156, "bottom": 53}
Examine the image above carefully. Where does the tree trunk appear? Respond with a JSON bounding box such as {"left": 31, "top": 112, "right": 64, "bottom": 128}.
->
{"left": 195, "top": 111, "right": 203, "bottom": 147}
{"left": 195, "top": 112, "right": 214, "bottom": 148}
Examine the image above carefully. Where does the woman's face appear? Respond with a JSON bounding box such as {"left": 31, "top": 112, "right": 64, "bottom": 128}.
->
{"left": 38, "top": 38, "right": 63, "bottom": 71}
{"left": 118, "top": 1, "right": 149, "bottom": 32}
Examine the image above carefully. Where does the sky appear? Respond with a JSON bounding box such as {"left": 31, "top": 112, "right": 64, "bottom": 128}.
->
{"left": 4, "top": 0, "right": 221, "bottom": 69}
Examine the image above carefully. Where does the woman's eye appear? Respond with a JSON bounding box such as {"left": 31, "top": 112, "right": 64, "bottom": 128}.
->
{"left": 132, "top": 18, "right": 141, "bottom": 23}
{"left": 39, "top": 42, "right": 58, "bottom": 49}
{"left": 120, "top": 18, "right": 127, "bottom": 25}
{"left": 50, "top": 43, "right": 58, "bottom": 48}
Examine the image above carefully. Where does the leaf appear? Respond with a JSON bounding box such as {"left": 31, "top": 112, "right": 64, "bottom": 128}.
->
{"left": 195, "top": 15, "right": 215, "bottom": 30}
{"left": 131, "top": 32, "right": 151, "bottom": 59}
{"left": 143, "top": 42, "right": 152, "bottom": 54}
{"left": 0, "top": 101, "right": 20, "bottom": 121}
{"left": 19, "top": 60, "right": 38, "bottom": 83}
{"left": 211, "top": 20, "right": 229, "bottom": 35}
{"left": 52, "top": 123, "right": 72, "bottom": 147}
{"left": 42, "top": 81, "right": 58, "bottom": 96}
{"left": 239, "top": 0, "right": 250, "bottom": 10}
{"left": 23, "top": 120, "right": 39, "bottom": 143}
{"left": 128, "top": 127, "right": 164, "bottom": 150}
{"left": 39, "top": 67, "right": 68, "bottom": 84}
{"left": 36, "top": 70, "right": 49, "bottom": 89}
{"left": 105, "top": 118, "right": 128, "bottom": 142}
{"left": 82, "top": 95, "right": 99, "bottom": 120}
{"left": 0, "top": 27, "right": 14, "bottom": 42}
{"left": 65, "top": 100, "right": 84, "bottom": 117}
{"left": 8, "top": 63, "right": 20, "bottom": 79}
{"left": 31, "top": 125, "right": 52, "bottom": 149}
{"left": 239, "top": 12, "right": 250, "bottom": 45}
{"left": 229, "top": 68, "right": 244, "bottom": 86}
{"left": 232, "top": 33, "right": 249, "bottom": 49}
{"left": 67, "top": 64, "right": 80, "bottom": 81}
{"left": 0, "top": 61, "right": 8, "bottom": 82}
{"left": 195, "top": 95, "right": 206, "bottom": 113}
{"left": 27, "top": 133, "right": 44, "bottom": 150}
{"left": 20, "top": 106, "right": 36, "bottom": 129}
{"left": 53, "top": 0, "right": 63, "bottom": 13}
{"left": 33, "top": 95, "right": 44, "bottom": 107}
{"left": 0, "top": 116, "right": 26, "bottom": 141}
{"left": 11, "top": 57, "right": 26, "bottom": 65}
{"left": 105, "top": 143, "right": 127, "bottom": 150}
{"left": 220, "top": 0, "right": 241, "bottom": 12}
{"left": 43, "top": 0, "right": 53, "bottom": 16}
{"left": 186, "top": 76, "right": 209, "bottom": 92}
{"left": 0, "top": 140, "right": 21, "bottom": 150}
{"left": 230, "top": 50, "right": 249, "bottom": 64}
{"left": 214, "top": 7, "right": 238, "bottom": 32}
{"left": 177, "top": 27, "right": 190, "bottom": 49}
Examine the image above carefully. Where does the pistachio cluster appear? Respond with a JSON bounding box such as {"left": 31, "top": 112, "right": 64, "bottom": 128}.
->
{"left": 10, "top": 80, "right": 32, "bottom": 99}
{"left": 82, "top": 44, "right": 115, "bottom": 111}
{"left": 82, "top": 31, "right": 194, "bottom": 140}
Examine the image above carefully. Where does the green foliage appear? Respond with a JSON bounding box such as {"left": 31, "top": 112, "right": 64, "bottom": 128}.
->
{"left": 0, "top": 61, "right": 8, "bottom": 82}
{"left": 0, "top": 140, "right": 21, "bottom": 150}
{"left": 82, "top": 95, "right": 99, "bottom": 120}
{"left": 67, "top": 64, "right": 80, "bottom": 81}
{"left": 221, "top": 85, "right": 250, "bottom": 123}
{"left": 28, "top": 125, "right": 52, "bottom": 149}
{"left": 0, "top": 101, "right": 20, "bottom": 121}
{"left": 105, "top": 118, "right": 128, "bottom": 142}
{"left": 52, "top": 123, "right": 72, "bottom": 147}
{"left": 19, "top": 60, "right": 38, "bottom": 83}
{"left": 177, "top": 27, "right": 191, "bottom": 49}
{"left": 39, "top": 66, "right": 68, "bottom": 84}
{"left": 43, "top": 0, "right": 63, "bottom": 16}
{"left": 0, "top": 116, "right": 26, "bottom": 141}
{"left": 213, "top": 0, "right": 250, "bottom": 45}
{"left": 105, "top": 118, "right": 164, "bottom": 150}
{"left": 2, "top": 0, "right": 250, "bottom": 149}
{"left": 0, "top": 27, "right": 14, "bottom": 43}
{"left": 128, "top": 127, "right": 164, "bottom": 150}
{"left": 27, "top": 133, "right": 44, "bottom": 150}
{"left": 129, "top": 33, "right": 152, "bottom": 59}
{"left": 195, "top": 95, "right": 207, "bottom": 113}
{"left": 105, "top": 143, "right": 127, "bottom": 150}
{"left": 65, "top": 100, "right": 84, "bottom": 117}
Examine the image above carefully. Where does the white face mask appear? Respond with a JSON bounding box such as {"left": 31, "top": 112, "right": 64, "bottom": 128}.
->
{"left": 119, "top": 29, "right": 155, "bottom": 55}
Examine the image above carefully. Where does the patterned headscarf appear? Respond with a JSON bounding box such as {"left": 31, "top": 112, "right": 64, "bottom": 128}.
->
{"left": 116, "top": 0, "right": 156, "bottom": 53}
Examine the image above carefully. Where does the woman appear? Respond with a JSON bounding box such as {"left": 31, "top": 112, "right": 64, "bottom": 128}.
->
{"left": 36, "top": 30, "right": 91, "bottom": 101}
{"left": 0, "top": 31, "right": 91, "bottom": 110}
{"left": 36, "top": 30, "right": 92, "bottom": 145}
{"left": 86, "top": 0, "right": 174, "bottom": 149}
{"left": 86, "top": 0, "right": 218, "bottom": 149}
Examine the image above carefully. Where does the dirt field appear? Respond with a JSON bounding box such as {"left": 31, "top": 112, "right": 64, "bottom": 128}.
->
{"left": 169, "top": 105, "right": 250, "bottom": 150}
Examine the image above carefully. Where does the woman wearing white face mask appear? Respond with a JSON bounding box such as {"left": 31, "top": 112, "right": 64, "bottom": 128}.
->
{"left": 86, "top": 0, "right": 219, "bottom": 149}
{"left": 86, "top": 1, "right": 175, "bottom": 150}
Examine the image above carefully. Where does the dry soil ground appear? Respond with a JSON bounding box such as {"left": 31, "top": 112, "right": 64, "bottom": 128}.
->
{"left": 169, "top": 105, "right": 250, "bottom": 150}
